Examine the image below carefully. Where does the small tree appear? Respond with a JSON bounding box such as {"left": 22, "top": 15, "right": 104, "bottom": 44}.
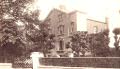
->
{"left": 113, "top": 28, "right": 120, "bottom": 51}
{"left": 70, "top": 32, "right": 89, "bottom": 57}
{"left": 112, "top": 28, "right": 120, "bottom": 56}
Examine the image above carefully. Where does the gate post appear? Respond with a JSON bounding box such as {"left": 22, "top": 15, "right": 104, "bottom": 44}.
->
{"left": 30, "top": 52, "right": 44, "bottom": 69}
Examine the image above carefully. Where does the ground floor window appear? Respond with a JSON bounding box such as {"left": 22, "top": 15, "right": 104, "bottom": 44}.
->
{"left": 59, "top": 40, "right": 64, "bottom": 50}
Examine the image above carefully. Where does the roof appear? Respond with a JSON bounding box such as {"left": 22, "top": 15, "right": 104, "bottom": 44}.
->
{"left": 44, "top": 8, "right": 106, "bottom": 23}
{"left": 44, "top": 8, "right": 69, "bottom": 21}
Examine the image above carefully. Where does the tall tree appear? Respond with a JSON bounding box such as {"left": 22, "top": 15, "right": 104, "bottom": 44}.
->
{"left": 0, "top": 0, "right": 55, "bottom": 59}
{"left": 0, "top": 0, "right": 34, "bottom": 62}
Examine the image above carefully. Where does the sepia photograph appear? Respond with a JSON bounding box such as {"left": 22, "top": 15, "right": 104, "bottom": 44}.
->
{"left": 0, "top": 0, "right": 120, "bottom": 69}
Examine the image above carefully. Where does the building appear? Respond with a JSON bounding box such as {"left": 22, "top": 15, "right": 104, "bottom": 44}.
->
{"left": 43, "top": 8, "right": 108, "bottom": 52}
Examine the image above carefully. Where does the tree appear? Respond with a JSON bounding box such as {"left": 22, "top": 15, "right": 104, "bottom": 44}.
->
{"left": 25, "top": 21, "right": 56, "bottom": 57}
{"left": 0, "top": 0, "right": 55, "bottom": 60}
{"left": 112, "top": 28, "right": 120, "bottom": 56}
{"left": 113, "top": 28, "right": 120, "bottom": 51}
{"left": 70, "top": 32, "right": 89, "bottom": 57}
{"left": 0, "top": 0, "right": 34, "bottom": 62}
{"left": 89, "top": 29, "right": 110, "bottom": 57}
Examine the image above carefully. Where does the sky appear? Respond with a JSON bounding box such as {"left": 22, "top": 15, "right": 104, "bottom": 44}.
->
{"left": 33, "top": 0, "right": 120, "bottom": 20}
{"left": 32, "top": 0, "right": 120, "bottom": 47}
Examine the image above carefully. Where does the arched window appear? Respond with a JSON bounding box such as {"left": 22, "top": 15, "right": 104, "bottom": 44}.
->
{"left": 93, "top": 26, "right": 98, "bottom": 34}
{"left": 71, "top": 22, "right": 74, "bottom": 33}
{"left": 58, "top": 25, "right": 64, "bottom": 35}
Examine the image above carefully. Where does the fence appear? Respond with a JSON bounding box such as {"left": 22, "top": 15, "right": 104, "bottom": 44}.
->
{"left": 13, "top": 57, "right": 120, "bottom": 68}
{"left": 12, "top": 57, "right": 32, "bottom": 68}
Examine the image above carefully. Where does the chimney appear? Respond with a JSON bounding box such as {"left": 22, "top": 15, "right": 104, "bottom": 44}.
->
{"left": 105, "top": 17, "right": 109, "bottom": 30}
{"left": 59, "top": 5, "right": 66, "bottom": 11}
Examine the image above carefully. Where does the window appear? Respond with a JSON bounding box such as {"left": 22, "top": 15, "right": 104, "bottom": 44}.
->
{"left": 58, "top": 13, "right": 63, "bottom": 22}
{"left": 58, "top": 25, "right": 64, "bottom": 35}
{"left": 46, "top": 18, "right": 51, "bottom": 24}
{"left": 71, "top": 22, "right": 74, "bottom": 32}
{"left": 48, "top": 27, "right": 52, "bottom": 34}
{"left": 93, "top": 26, "right": 98, "bottom": 34}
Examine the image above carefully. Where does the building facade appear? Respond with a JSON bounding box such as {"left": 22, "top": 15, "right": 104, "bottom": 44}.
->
{"left": 44, "top": 8, "right": 108, "bottom": 52}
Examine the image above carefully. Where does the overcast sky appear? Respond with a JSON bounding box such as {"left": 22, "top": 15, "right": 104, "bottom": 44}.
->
{"left": 33, "top": 0, "right": 120, "bottom": 21}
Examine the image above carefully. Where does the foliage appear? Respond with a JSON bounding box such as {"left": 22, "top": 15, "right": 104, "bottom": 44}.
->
{"left": 0, "top": 19, "right": 25, "bottom": 56}
{"left": 89, "top": 29, "right": 110, "bottom": 57}
{"left": 113, "top": 28, "right": 120, "bottom": 51}
{"left": 0, "top": 0, "right": 35, "bottom": 62}
{"left": 70, "top": 30, "right": 110, "bottom": 57}
{"left": 25, "top": 22, "right": 56, "bottom": 56}
{"left": 112, "top": 28, "right": 120, "bottom": 56}
{"left": 113, "top": 28, "right": 120, "bottom": 35}
{"left": 70, "top": 32, "right": 89, "bottom": 57}
{"left": 0, "top": 0, "right": 56, "bottom": 61}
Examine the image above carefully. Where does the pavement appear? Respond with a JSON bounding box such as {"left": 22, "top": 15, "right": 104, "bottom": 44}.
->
{"left": 13, "top": 65, "right": 120, "bottom": 69}
{"left": 38, "top": 66, "right": 120, "bottom": 69}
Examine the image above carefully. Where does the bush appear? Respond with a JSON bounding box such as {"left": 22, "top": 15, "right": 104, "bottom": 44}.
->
{"left": 89, "top": 30, "right": 110, "bottom": 57}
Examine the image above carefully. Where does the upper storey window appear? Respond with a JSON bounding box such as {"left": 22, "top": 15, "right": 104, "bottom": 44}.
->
{"left": 58, "top": 13, "right": 64, "bottom": 22}
{"left": 93, "top": 26, "right": 98, "bottom": 34}
{"left": 58, "top": 25, "right": 64, "bottom": 35}
{"left": 46, "top": 18, "right": 51, "bottom": 24}
{"left": 71, "top": 22, "right": 74, "bottom": 33}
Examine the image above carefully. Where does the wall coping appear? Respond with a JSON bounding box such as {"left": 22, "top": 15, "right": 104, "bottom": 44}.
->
{"left": 41, "top": 57, "right": 120, "bottom": 58}
{"left": 0, "top": 63, "right": 12, "bottom": 66}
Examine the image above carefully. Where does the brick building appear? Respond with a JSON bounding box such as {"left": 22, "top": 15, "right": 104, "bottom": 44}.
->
{"left": 43, "top": 8, "right": 108, "bottom": 52}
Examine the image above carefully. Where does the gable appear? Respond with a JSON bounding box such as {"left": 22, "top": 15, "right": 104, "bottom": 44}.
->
{"left": 44, "top": 8, "right": 68, "bottom": 21}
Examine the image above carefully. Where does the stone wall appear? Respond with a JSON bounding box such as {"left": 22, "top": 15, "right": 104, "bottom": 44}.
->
{"left": 40, "top": 57, "right": 120, "bottom": 68}
{"left": 13, "top": 57, "right": 120, "bottom": 68}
